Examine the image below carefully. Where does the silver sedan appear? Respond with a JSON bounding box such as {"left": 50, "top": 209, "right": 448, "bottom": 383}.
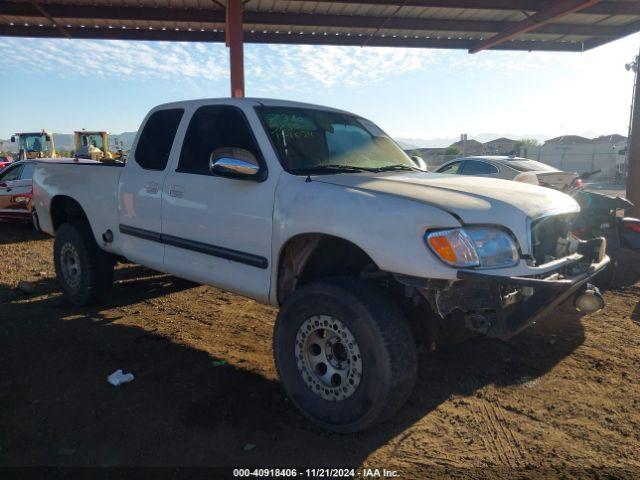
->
{"left": 436, "top": 156, "right": 578, "bottom": 189}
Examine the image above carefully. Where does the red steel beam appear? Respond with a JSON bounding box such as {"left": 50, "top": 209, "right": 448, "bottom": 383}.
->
{"left": 469, "top": 0, "right": 603, "bottom": 53}
{"left": 226, "top": 0, "right": 244, "bottom": 98}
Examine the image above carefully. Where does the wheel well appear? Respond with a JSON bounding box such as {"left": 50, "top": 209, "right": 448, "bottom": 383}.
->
{"left": 277, "top": 234, "right": 378, "bottom": 304}
{"left": 50, "top": 196, "right": 89, "bottom": 231}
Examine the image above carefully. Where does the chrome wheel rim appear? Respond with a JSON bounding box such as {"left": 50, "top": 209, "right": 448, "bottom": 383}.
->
{"left": 295, "top": 315, "right": 362, "bottom": 401}
{"left": 60, "top": 243, "right": 82, "bottom": 288}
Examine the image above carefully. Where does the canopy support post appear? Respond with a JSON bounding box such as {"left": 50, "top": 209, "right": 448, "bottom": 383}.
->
{"left": 627, "top": 46, "right": 640, "bottom": 217}
{"left": 226, "top": 0, "right": 245, "bottom": 98}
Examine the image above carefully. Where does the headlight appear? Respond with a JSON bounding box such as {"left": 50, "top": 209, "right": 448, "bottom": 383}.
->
{"left": 426, "top": 227, "right": 519, "bottom": 269}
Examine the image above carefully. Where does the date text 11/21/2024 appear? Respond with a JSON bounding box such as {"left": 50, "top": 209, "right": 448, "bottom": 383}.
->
{"left": 232, "top": 468, "right": 400, "bottom": 477}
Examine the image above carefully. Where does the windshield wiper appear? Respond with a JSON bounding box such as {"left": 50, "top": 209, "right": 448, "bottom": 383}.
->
{"left": 372, "top": 164, "right": 422, "bottom": 172}
{"left": 291, "top": 164, "right": 371, "bottom": 175}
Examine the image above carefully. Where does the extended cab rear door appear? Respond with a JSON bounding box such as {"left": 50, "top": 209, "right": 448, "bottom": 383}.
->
{"left": 160, "top": 103, "right": 274, "bottom": 302}
{"left": 117, "top": 108, "right": 184, "bottom": 271}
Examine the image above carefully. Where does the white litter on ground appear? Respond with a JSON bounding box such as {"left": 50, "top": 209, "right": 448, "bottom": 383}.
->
{"left": 107, "top": 369, "right": 135, "bottom": 386}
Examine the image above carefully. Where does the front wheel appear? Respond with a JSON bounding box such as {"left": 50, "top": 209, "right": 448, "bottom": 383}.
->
{"left": 274, "top": 278, "right": 417, "bottom": 433}
{"left": 54, "top": 222, "right": 114, "bottom": 306}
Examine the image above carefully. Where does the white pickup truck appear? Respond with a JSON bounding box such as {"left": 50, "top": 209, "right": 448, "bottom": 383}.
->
{"left": 33, "top": 98, "right": 609, "bottom": 432}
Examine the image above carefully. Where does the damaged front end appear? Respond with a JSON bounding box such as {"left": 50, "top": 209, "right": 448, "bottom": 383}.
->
{"left": 397, "top": 217, "right": 610, "bottom": 342}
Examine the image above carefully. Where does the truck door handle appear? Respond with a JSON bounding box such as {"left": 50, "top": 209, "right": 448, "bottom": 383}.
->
{"left": 169, "top": 185, "right": 184, "bottom": 198}
{"left": 145, "top": 182, "right": 159, "bottom": 194}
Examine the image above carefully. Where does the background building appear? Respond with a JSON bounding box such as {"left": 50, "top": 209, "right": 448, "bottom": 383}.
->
{"left": 522, "top": 135, "right": 627, "bottom": 180}
{"left": 407, "top": 134, "right": 628, "bottom": 180}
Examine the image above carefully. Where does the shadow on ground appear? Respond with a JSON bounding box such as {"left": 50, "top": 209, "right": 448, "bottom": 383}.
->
{"left": 0, "top": 260, "right": 589, "bottom": 468}
{"left": 0, "top": 221, "right": 48, "bottom": 245}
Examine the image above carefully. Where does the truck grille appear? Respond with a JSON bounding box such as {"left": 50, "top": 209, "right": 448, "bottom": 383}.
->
{"left": 530, "top": 213, "right": 574, "bottom": 266}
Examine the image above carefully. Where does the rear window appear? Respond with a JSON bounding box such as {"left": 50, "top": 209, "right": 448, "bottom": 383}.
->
{"left": 461, "top": 161, "right": 498, "bottom": 175}
{"left": 135, "top": 109, "right": 184, "bottom": 171}
{"left": 507, "top": 160, "right": 557, "bottom": 172}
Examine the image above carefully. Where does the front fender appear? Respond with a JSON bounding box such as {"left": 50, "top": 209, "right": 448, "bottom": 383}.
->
{"left": 270, "top": 173, "right": 461, "bottom": 304}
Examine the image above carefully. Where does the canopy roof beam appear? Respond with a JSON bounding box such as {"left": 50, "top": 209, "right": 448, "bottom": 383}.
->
{"left": 27, "top": 1, "right": 69, "bottom": 38}
{"left": 469, "top": 0, "right": 603, "bottom": 53}
{"left": 0, "top": 24, "right": 595, "bottom": 52}
{"left": 0, "top": 3, "right": 634, "bottom": 39}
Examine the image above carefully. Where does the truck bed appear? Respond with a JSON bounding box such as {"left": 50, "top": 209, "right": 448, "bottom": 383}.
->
{"left": 33, "top": 160, "right": 125, "bottom": 255}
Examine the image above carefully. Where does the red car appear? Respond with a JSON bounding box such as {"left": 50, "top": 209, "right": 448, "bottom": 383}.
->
{"left": 0, "top": 157, "right": 12, "bottom": 170}
{"left": 0, "top": 160, "right": 37, "bottom": 223}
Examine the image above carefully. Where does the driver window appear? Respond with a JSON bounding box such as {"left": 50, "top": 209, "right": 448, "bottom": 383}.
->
{"left": 178, "top": 106, "right": 261, "bottom": 176}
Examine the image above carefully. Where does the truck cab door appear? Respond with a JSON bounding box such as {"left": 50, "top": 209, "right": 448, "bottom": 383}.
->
{"left": 117, "top": 108, "right": 184, "bottom": 271}
{"left": 161, "top": 104, "right": 274, "bottom": 302}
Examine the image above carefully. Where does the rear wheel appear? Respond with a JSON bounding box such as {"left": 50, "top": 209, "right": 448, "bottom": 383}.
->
{"left": 54, "top": 222, "right": 114, "bottom": 306}
{"left": 274, "top": 278, "right": 417, "bottom": 433}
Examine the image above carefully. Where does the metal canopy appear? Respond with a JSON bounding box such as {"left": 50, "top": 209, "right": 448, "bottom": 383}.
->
{"left": 2, "top": 0, "right": 640, "bottom": 214}
{"left": 1, "top": 0, "right": 640, "bottom": 52}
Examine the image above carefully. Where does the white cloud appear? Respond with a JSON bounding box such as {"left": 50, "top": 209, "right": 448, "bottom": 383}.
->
{"left": 2, "top": 34, "right": 637, "bottom": 91}
{"left": 1, "top": 33, "right": 638, "bottom": 138}
{"left": 0, "top": 38, "right": 229, "bottom": 81}
{"left": 0, "top": 37, "right": 545, "bottom": 89}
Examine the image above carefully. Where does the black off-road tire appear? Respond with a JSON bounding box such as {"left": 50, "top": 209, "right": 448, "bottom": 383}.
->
{"left": 274, "top": 278, "right": 417, "bottom": 433}
{"left": 54, "top": 222, "right": 114, "bottom": 306}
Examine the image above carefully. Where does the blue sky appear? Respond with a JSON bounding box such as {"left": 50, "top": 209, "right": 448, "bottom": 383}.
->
{"left": 1, "top": 32, "right": 639, "bottom": 144}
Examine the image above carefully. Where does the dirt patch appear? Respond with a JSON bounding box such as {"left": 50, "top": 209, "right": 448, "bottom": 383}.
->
{"left": 1, "top": 222, "right": 639, "bottom": 477}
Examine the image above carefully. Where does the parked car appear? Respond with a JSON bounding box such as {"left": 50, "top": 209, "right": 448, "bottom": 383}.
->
{"left": 436, "top": 156, "right": 578, "bottom": 189}
{"left": 33, "top": 98, "right": 609, "bottom": 433}
{"left": 0, "top": 160, "right": 37, "bottom": 223}
{"left": 0, "top": 155, "right": 13, "bottom": 170}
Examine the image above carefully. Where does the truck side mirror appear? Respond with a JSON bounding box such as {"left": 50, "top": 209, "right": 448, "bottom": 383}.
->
{"left": 209, "top": 148, "right": 260, "bottom": 179}
{"left": 45, "top": 135, "right": 51, "bottom": 141}
{"left": 11, "top": 136, "right": 15, "bottom": 143}
{"left": 410, "top": 155, "right": 428, "bottom": 171}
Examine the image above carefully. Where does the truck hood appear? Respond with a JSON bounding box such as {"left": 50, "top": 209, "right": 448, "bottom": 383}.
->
{"left": 313, "top": 172, "right": 580, "bottom": 252}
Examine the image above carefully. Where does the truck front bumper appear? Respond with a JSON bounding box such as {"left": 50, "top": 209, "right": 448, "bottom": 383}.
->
{"left": 455, "top": 254, "right": 610, "bottom": 340}
{"left": 396, "top": 238, "right": 611, "bottom": 341}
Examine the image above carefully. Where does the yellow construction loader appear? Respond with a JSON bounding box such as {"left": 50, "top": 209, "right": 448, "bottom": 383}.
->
{"left": 11, "top": 131, "right": 58, "bottom": 160}
{"left": 74, "top": 130, "right": 117, "bottom": 161}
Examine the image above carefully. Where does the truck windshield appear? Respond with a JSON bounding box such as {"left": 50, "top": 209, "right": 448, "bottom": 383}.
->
{"left": 81, "top": 134, "right": 104, "bottom": 150}
{"left": 258, "top": 106, "right": 415, "bottom": 174}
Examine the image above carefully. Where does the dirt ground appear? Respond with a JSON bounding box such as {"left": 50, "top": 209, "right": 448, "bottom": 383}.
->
{"left": 1, "top": 222, "right": 639, "bottom": 478}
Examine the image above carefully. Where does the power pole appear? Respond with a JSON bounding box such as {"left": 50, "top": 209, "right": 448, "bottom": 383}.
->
{"left": 626, "top": 46, "right": 640, "bottom": 216}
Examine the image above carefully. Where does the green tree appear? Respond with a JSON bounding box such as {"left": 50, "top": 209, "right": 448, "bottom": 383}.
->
{"left": 513, "top": 138, "right": 539, "bottom": 157}
{"left": 514, "top": 138, "right": 539, "bottom": 149}
{"left": 444, "top": 145, "right": 462, "bottom": 157}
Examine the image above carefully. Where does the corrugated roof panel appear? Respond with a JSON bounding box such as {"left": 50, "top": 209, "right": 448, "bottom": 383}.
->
{"left": 1, "top": 0, "right": 639, "bottom": 52}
